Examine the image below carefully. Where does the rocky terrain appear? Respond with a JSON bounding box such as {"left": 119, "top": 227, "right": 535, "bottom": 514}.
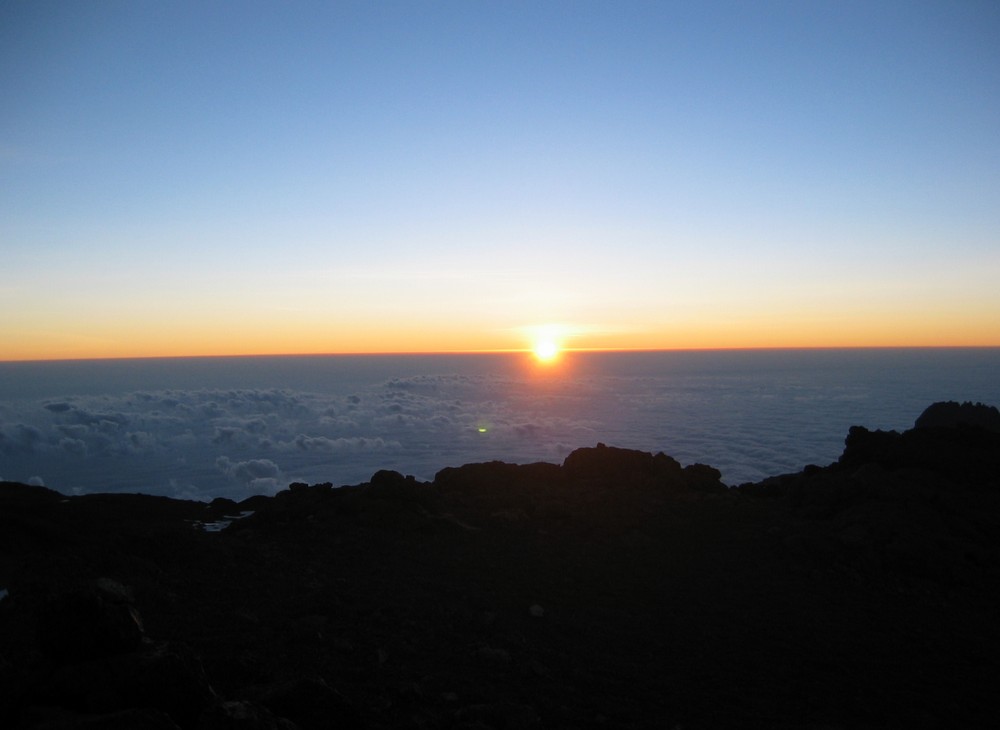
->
{"left": 1, "top": 402, "right": 998, "bottom": 729}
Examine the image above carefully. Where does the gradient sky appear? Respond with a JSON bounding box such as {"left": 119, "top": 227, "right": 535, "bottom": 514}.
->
{"left": 2, "top": 0, "right": 999, "bottom": 361}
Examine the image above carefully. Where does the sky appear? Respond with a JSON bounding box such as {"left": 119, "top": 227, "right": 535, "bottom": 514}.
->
{"left": 2, "top": 0, "right": 999, "bottom": 361}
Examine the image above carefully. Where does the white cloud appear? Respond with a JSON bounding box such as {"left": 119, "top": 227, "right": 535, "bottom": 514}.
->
{"left": 246, "top": 478, "right": 281, "bottom": 495}
{"left": 280, "top": 434, "right": 400, "bottom": 453}
{"left": 0, "top": 377, "right": 601, "bottom": 494}
{"left": 216, "top": 456, "right": 282, "bottom": 484}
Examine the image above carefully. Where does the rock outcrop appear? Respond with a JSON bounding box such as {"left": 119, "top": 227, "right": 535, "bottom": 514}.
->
{"left": 914, "top": 399, "right": 1000, "bottom": 431}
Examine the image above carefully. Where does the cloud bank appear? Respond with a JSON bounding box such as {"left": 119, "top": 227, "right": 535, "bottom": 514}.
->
{"left": 3, "top": 351, "right": 997, "bottom": 500}
{"left": 0, "top": 373, "right": 603, "bottom": 499}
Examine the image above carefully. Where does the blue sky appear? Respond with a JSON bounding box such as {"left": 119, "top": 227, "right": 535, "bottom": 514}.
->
{"left": 2, "top": 1, "right": 999, "bottom": 359}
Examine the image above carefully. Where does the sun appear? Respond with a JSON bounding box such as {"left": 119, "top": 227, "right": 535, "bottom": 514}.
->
{"left": 532, "top": 338, "right": 561, "bottom": 363}
{"left": 522, "top": 323, "right": 573, "bottom": 365}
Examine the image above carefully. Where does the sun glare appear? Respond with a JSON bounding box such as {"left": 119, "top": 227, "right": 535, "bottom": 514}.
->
{"left": 524, "top": 323, "right": 572, "bottom": 365}
{"left": 533, "top": 339, "right": 560, "bottom": 363}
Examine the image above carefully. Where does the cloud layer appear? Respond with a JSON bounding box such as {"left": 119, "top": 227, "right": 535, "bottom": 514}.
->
{"left": 3, "top": 351, "right": 997, "bottom": 500}
{"left": 0, "top": 374, "right": 599, "bottom": 499}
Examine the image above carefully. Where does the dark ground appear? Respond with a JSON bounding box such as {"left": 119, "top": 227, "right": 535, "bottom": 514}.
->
{"left": 1, "top": 403, "right": 999, "bottom": 729}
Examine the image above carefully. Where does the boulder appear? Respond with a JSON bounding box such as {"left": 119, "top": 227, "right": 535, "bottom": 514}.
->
{"left": 364, "top": 470, "right": 430, "bottom": 505}
{"left": 681, "top": 463, "right": 727, "bottom": 493}
{"left": 563, "top": 443, "right": 683, "bottom": 487}
{"left": 434, "top": 461, "right": 561, "bottom": 495}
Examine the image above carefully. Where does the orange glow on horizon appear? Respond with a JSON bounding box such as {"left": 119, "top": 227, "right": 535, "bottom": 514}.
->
{"left": 2, "top": 310, "right": 999, "bottom": 362}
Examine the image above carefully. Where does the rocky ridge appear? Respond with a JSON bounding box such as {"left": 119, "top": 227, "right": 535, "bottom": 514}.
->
{"left": 1, "top": 401, "right": 998, "bottom": 729}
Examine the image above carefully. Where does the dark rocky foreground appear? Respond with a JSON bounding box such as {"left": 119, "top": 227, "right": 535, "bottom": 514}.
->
{"left": 1, "top": 402, "right": 999, "bottom": 729}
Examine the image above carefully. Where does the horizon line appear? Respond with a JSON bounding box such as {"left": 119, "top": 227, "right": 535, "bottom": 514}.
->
{"left": 3, "top": 344, "right": 1000, "bottom": 365}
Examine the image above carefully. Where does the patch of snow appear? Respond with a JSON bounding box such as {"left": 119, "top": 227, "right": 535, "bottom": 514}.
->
{"left": 199, "top": 520, "right": 231, "bottom": 533}
{"left": 193, "top": 510, "right": 255, "bottom": 533}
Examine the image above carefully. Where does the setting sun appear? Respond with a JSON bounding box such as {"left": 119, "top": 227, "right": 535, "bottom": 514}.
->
{"left": 532, "top": 339, "right": 560, "bottom": 363}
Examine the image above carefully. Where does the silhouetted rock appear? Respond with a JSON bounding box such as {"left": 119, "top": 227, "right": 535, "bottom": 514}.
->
{"left": 836, "top": 425, "right": 903, "bottom": 470}
{"left": 837, "top": 420, "right": 1000, "bottom": 487}
{"left": 915, "top": 400, "right": 1000, "bottom": 431}
{"left": 562, "top": 442, "right": 682, "bottom": 486}
{"left": 364, "top": 470, "right": 437, "bottom": 510}
{"left": 434, "top": 461, "right": 562, "bottom": 495}
{"left": 209, "top": 498, "right": 239, "bottom": 514}
{"left": 681, "top": 463, "right": 727, "bottom": 493}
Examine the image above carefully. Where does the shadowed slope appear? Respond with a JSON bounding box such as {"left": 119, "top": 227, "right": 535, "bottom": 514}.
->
{"left": 1, "top": 405, "right": 998, "bottom": 728}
